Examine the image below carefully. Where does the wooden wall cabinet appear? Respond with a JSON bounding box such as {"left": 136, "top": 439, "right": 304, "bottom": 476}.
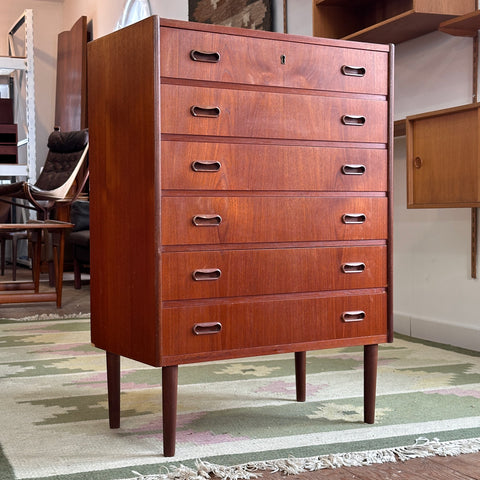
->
{"left": 313, "top": 0, "right": 475, "bottom": 44}
{"left": 407, "top": 103, "right": 480, "bottom": 208}
{"left": 88, "top": 16, "right": 393, "bottom": 457}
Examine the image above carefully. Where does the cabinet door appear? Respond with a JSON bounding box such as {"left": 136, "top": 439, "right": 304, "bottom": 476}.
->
{"left": 407, "top": 105, "right": 480, "bottom": 208}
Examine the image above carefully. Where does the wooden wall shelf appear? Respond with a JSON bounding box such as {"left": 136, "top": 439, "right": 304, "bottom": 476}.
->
{"left": 439, "top": 10, "right": 480, "bottom": 37}
{"left": 394, "top": 119, "right": 406, "bottom": 137}
{"left": 313, "top": 0, "right": 475, "bottom": 44}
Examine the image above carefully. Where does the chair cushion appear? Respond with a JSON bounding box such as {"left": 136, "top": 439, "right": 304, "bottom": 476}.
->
{"left": 35, "top": 129, "right": 89, "bottom": 192}
{"left": 70, "top": 201, "right": 90, "bottom": 231}
{"left": 47, "top": 129, "right": 89, "bottom": 153}
{"left": 69, "top": 230, "right": 90, "bottom": 247}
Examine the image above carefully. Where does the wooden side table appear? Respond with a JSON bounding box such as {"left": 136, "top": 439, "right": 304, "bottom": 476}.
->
{"left": 0, "top": 220, "right": 72, "bottom": 307}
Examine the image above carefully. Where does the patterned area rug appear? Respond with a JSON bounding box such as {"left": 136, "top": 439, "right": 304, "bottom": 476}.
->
{"left": 1, "top": 316, "right": 480, "bottom": 480}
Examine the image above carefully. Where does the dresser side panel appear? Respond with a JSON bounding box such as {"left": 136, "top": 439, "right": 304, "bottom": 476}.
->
{"left": 88, "top": 17, "right": 161, "bottom": 366}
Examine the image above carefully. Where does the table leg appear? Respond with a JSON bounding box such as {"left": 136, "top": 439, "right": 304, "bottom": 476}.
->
{"left": 295, "top": 351, "right": 306, "bottom": 402}
{"left": 30, "top": 230, "right": 42, "bottom": 293}
{"left": 50, "top": 230, "right": 66, "bottom": 308}
{"left": 162, "top": 365, "right": 178, "bottom": 457}
{"left": 364, "top": 344, "right": 378, "bottom": 424}
{"left": 106, "top": 351, "right": 121, "bottom": 429}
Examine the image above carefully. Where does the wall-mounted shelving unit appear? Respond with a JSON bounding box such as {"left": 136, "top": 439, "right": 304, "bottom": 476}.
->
{"left": 0, "top": 10, "right": 36, "bottom": 180}
{"left": 312, "top": 0, "right": 475, "bottom": 44}
{"left": 439, "top": 9, "right": 480, "bottom": 36}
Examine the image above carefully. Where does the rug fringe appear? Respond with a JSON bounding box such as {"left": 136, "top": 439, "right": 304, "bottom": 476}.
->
{"left": 2, "top": 312, "right": 90, "bottom": 321}
{"left": 121, "top": 437, "right": 480, "bottom": 480}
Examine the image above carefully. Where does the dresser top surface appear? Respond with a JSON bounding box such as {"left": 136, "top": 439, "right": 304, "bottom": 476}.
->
{"left": 156, "top": 16, "right": 391, "bottom": 53}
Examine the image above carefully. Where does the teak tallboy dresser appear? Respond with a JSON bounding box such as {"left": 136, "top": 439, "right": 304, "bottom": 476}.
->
{"left": 87, "top": 16, "right": 393, "bottom": 457}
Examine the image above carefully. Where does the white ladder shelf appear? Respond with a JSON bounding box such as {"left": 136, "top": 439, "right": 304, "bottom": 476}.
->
{"left": 0, "top": 9, "right": 36, "bottom": 181}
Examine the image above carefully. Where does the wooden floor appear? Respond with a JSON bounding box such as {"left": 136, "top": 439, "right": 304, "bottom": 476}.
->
{"left": 2, "top": 265, "right": 480, "bottom": 479}
{"left": 0, "top": 264, "right": 90, "bottom": 319}
{"left": 265, "top": 453, "right": 480, "bottom": 480}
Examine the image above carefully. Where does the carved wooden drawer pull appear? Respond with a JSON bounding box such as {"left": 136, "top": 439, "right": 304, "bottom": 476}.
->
{"left": 190, "top": 106, "right": 221, "bottom": 118}
{"left": 342, "top": 311, "right": 366, "bottom": 322}
{"left": 341, "top": 262, "right": 366, "bottom": 274}
{"left": 342, "top": 115, "right": 366, "bottom": 126}
{"left": 193, "top": 322, "right": 223, "bottom": 335}
{"left": 192, "top": 214, "right": 222, "bottom": 226}
{"left": 192, "top": 268, "right": 222, "bottom": 281}
{"left": 342, "top": 164, "right": 366, "bottom": 175}
{"left": 342, "top": 213, "right": 366, "bottom": 224}
{"left": 190, "top": 50, "right": 221, "bottom": 63}
{"left": 191, "top": 160, "right": 222, "bottom": 172}
{"left": 341, "top": 65, "right": 366, "bottom": 77}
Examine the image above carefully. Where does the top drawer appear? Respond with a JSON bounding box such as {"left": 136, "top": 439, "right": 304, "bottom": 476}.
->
{"left": 160, "top": 27, "right": 388, "bottom": 95}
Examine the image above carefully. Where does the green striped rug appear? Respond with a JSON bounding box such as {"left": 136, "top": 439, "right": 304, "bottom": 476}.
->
{"left": 1, "top": 316, "right": 480, "bottom": 480}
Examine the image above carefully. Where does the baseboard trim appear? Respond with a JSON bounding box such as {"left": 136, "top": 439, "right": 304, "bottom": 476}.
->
{"left": 394, "top": 312, "right": 480, "bottom": 351}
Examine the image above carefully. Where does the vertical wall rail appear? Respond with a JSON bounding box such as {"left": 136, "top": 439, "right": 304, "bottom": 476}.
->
{"left": 472, "top": 31, "right": 478, "bottom": 279}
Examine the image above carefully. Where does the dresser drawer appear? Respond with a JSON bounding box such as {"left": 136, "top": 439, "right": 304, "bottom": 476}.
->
{"left": 162, "top": 196, "right": 387, "bottom": 245}
{"left": 161, "top": 85, "right": 387, "bottom": 143}
{"left": 162, "top": 141, "right": 388, "bottom": 192}
{"left": 160, "top": 26, "right": 388, "bottom": 95}
{"left": 162, "top": 246, "right": 387, "bottom": 300}
{"left": 161, "top": 292, "right": 387, "bottom": 357}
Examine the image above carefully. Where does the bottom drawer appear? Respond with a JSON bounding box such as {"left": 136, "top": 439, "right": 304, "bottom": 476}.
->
{"left": 162, "top": 292, "right": 387, "bottom": 358}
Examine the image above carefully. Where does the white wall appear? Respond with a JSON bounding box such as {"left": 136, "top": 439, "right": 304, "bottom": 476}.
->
{"left": 394, "top": 31, "right": 480, "bottom": 351}
{"left": 62, "top": 0, "right": 188, "bottom": 38}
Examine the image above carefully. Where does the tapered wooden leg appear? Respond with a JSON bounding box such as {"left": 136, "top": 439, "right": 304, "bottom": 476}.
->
{"left": 106, "top": 351, "right": 121, "bottom": 429}
{"left": 51, "top": 230, "right": 66, "bottom": 308}
{"left": 364, "top": 344, "right": 378, "bottom": 424}
{"left": 31, "top": 231, "right": 42, "bottom": 293}
{"left": 162, "top": 365, "right": 178, "bottom": 457}
{"left": 295, "top": 351, "right": 306, "bottom": 402}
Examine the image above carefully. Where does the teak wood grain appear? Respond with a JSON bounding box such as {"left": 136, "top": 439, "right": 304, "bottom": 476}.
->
{"left": 162, "top": 245, "right": 387, "bottom": 300}
{"left": 160, "top": 26, "right": 389, "bottom": 95}
{"left": 161, "top": 84, "right": 388, "bottom": 143}
{"left": 162, "top": 141, "right": 388, "bottom": 191}
{"left": 87, "top": 16, "right": 393, "bottom": 456}
{"left": 161, "top": 292, "right": 388, "bottom": 360}
{"left": 161, "top": 196, "right": 388, "bottom": 245}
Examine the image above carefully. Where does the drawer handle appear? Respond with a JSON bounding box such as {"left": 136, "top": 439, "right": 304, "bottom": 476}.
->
{"left": 342, "top": 164, "right": 366, "bottom": 175}
{"left": 191, "top": 106, "right": 221, "bottom": 118}
{"left": 191, "top": 160, "right": 222, "bottom": 172}
{"left": 190, "top": 50, "right": 221, "bottom": 63}
{"left": 341, "top": 262, "right": 366, "bottom": 274}
{"left": 342, "top": 213, "right": 366, "bottom": 224}
{"left": 192, "top": 214, "right": 222, "bottom": 226}
{"left": 341, "top": 65, "right": 366, "bottom": 77}
{"left": 342, "top": 115, "right": 366, "bottom": 126}
{"left": 192, "top": 268, "right": 222, "bottom": 281}
{"left": 342, "top": 311, "right": 366, "bottom": 322}
{"left": 193, "top": 322, "right": 223, "bottom": 335}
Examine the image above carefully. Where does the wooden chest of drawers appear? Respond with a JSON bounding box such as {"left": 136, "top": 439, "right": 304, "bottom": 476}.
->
{"left": 87, "top": 16, "right": 393, "bottom": 457}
